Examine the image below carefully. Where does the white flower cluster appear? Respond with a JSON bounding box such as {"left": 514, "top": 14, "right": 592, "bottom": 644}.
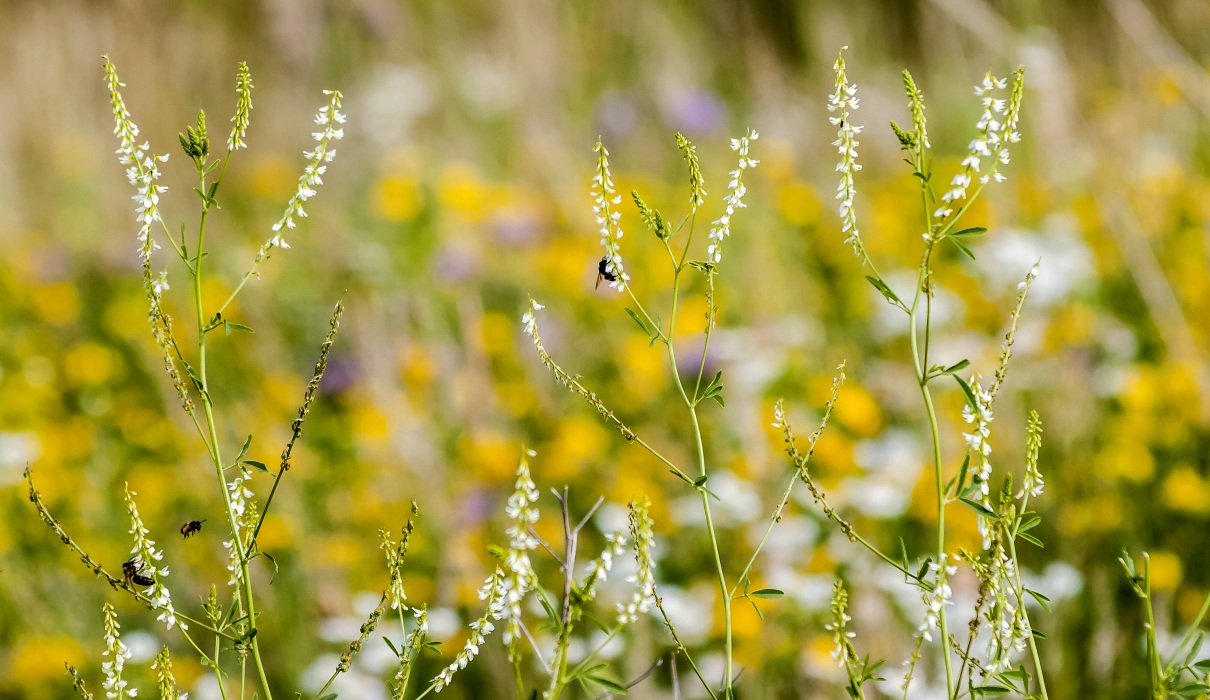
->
{"left": 917, "top": 554, "right": 957, "bottom": 643}
{"left": 961, "top": 375, "right": 996, "bottom": 549}
{"left": 104, "top": 60, "right": 170, "bottom": 275}
{"left": 433, "top": 573, "right": 502, "bottom": 692}
{"left": 592, "top": 140, "right": 629, "bottom": 292}
{"left": 618, "top": 497, "right": 657, "bottom": 624}
{"left": 828, "top": 47, "right": 864, "bottom": 258}
{"left": 582, "top": 531, "right": 626, "bottom": 595}
{"left": 433, "top": 453, "right": 542, "bottom": 690}
{"left": 935, "top": 71, "right": 1024, "bottom": 220}
{"left": 982, "top": 544, "right": 1031, "bottom": 672}
{"left": 706, "top": 128, "right": 759, "bottom": 264}
{"left": 123, "top": 485, "right": 184, "bottom": 631}
{"left": 101, "top": 603, "right": 137, "bottom": 699}
{"left": 222, "top": 469, "right": 255, "bottom": 587}
{"left": 499, "top": 452, "right": 540, "bottom": 648}
{"left": 260, "top": 90, "right": 346, "bottom": 258}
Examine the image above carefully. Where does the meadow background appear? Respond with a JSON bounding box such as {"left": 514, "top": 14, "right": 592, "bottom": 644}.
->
{"left": 0, "top": 0, "right": 1208, "bottom": 698}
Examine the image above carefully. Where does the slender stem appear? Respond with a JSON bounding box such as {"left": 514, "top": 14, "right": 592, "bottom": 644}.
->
{"left": 1006, "top": 535, "right": 1049, "bottom": 699}
{"left": 191, "top": 164, "right": 273, "bottom": 699}
{"left": 654, "top": 596, "right": 718, "bottom": 700}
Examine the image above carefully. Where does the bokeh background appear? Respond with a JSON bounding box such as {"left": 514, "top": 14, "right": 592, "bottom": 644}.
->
{"left": 1, "top": 0, "right": 1208, "bottom": 697}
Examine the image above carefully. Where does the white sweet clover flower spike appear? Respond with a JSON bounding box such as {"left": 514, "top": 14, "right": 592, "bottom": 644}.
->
{"left": 1020, "top": 410, "right": 1044, "bottom": 499}
{"left": 581, "top": 531, "right": 627, "bottom": 599}
{"left": 618, "top": 496, "right": 657, "bottom": 624}
{"left": 917, "top": 554, "right": 957, "bottom": 643}
{"left": 432, "top": 572, "right": 502, "bottom": 692}
{"left": 706, "top": 129, "right": 759, "bottom": 264}
{"left": 151, "top": 647, "right": 187, "bottom": 700}
{"left": 828, "top": 47, "right": 865, "bottom": 260}
{"left": 961, "top": 374, "right": 996, "bottom": 549}
{"left": 259, "top": 89, "right": 345, "bottom": 260}
{"left": 104, "top": 59, "right": 171, "bottom": 270}
{"left": 101, "top": 603, "right": 138, "bottom": 699}
{"left": 227, "top": 61, "right": 253, "bottom": 151}
{"left": 934, "top": 69, "right": 1025, "bottom": 219}
{"left": 222, "top": 468, "right": 255, "bottom": 587}
{"left": 592, "top": 139, "right": 629, "bottom": 292}
{"left": 824, "top": 580, "right": 856, "bottom": 669}
{"left": 381, "top": 529, "right": 410, "bottom": 611}
{"left": 498, "top": 453, "right": 540, "bottom": 652}
{"left": 123, "top": 485, "right": 185, "bottom": 631}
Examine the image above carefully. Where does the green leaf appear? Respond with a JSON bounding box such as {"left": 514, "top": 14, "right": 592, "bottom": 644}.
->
{"left": 1191, "top": 659, "right": 1210, "bottom": 673}
{"left": 1174, "top": 683, "right": 1210, "bottom": 697}
{"left": 1025, "top": 588, "right": 1052, "bottom": 612}
{"left": 693, "top": 475, "right": 709, "bottom": 487}
{"left": 382, "top": 636, "right": 401, "bottom": 658}
{"left": 317, "top": 694, "right": 339, "bottom": 700}
{"left": 1031, "top": 629, "right": 1048, "bottom": 639}
{"left": 943, "top": 359, "right": 971, "bottom": 374}
{"left": 971, "top": 685, "right": 1010, "bottom": 696}
{"left": 750, "top": 588, "right": 784, "bottom": 599}
{"left": 865, "top": 275, "right": 904, "bottom": 307}
{"left": 1018, "top": 532, "right": 1044, "bottom": 548}
{"left": 1018, "top": 515, "right": 1041, "bottom": 533}
{"left": 960, "top": 497, "right": 998, "bottom": 520}
{"left": 952, "top": 374, "right": 978, "bottom": 410}
{"left": 236, "top": 435, "right": 253, "bottom": 462}
{"left": 262, "top": 551, "right": 279, "bottom": 584}
{"left": 224, "top": 321, "right": 255, "bottom": 335}
{"left": 538, "top": 596, "right": 559, "bottom": 625}
{"left": 949, "top": 236, "right": 976, "bottom": 260}
{"left": 669, "top": 469, "right": 696, "bottom": 487}
{"left": 951, "top": 226, "right": 988, "bottom": 238}
{"left": 585, "top": 674, "right": 628, "bottom": 693}
{"left": 916, "top": 558, "right": 932, "bottom": 583}
{"left": 242, "top": 460, "right": 270, "bottom": 474}
{"left": 624, "top": 308, "right": 656, "bottom": 339}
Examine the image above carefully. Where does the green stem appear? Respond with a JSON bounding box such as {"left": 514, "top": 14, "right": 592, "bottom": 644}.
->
{"left": 908, "top": 243, "right": 954, "bottom": 696}
{"left": 192, "top": 165, "right": 273, "bottom": 700}
{"left": 1006, "top": 534, "right": 1049, "bottom": 699}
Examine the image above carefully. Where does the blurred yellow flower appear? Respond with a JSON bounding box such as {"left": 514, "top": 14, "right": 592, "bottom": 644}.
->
{"left": 4, "top": 636, "right": 84, "bottom": 689}
{"left": 31, "top": 281, "right": 80, "bottom": 325}
{"left": 249, "top": 152, "right": 295, "bottom": 200}
{"left": 1162, "top": 466, "right": 1210, "bottom": 514}
{"left": 63, "top": 341, "right": 122, "bottom": 387}
{"left": 777, "top": 180, "right": 821, "bottom": 226}
{"left": 1148, "top": 550, "right": 1183, "bottom": 591}
{"left": 351, "top": 401, "right": 390, "bottom": 442}
{"left": 544, "top": 414, "right": 608, "bottom": 482}
{"left": 479, "top": 312, "right": 515, "bottom": 358}
{"left": 375, "top": 174, "right": 422, "bottom": 222}
{"left": 459, "top": 431, "right": 517, "bottom": 481}
{"left": 438, "top": 164, "right": 487, "bottom": 223}
{"left": 620, "top": 334, "right": 666, "bottom": 404}
{"left": 833, "top": 384, "right": 882, "bottom": 438}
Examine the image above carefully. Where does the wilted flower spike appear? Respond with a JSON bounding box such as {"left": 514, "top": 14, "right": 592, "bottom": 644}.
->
{"left": 706, "top": 129, "right": 758, "bottom": 265}
{"left": 228, "top": 61, "right": 253, "bottom": 151}
{"left": 592, "top": 139, "right": 629, "bottom": 292}
{"left": 828, "top": 47, "right": 866, "bottom": 261}
{"left": 258, "top": 89, "right": 345, "bottom": 261}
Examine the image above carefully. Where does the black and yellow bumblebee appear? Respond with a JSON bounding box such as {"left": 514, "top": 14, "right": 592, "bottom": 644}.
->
{"left": 180, "top": 519, "right": 206, "bottom": 539}
{"left": 122, "top": 557, "right": 156, "bottom": 587}
{"left": 595, "top": 256, "right": 617, "bottom": 289}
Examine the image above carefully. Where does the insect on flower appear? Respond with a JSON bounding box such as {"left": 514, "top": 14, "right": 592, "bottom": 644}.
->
{"left": 122, "top": 557, "right": 156, "bottom": 587}
{"left": 180, "top": 519, "right": 206, "bottom": 539}
{"left": 595, "top": 256, "right": 617, "bottom": 289}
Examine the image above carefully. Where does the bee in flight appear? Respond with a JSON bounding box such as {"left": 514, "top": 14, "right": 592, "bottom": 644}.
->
{"left": 122, "top": 557, "right": 156, "bottom": 587}
{"left": 596, "top": 256, "right": 617, "bottom": 289}
{"left": 180, "top": 519, "right": 207, "bottom": 539}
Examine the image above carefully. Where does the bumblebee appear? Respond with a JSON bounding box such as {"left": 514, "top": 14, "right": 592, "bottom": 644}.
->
{"left": 595, "top": 256, "right": 617, "bottom": 289}
{"left": 122, "top": 557, "right": 156, "bottom": 587}
{"left": 180, "top": 519, "right": 206, "bottom": 539}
